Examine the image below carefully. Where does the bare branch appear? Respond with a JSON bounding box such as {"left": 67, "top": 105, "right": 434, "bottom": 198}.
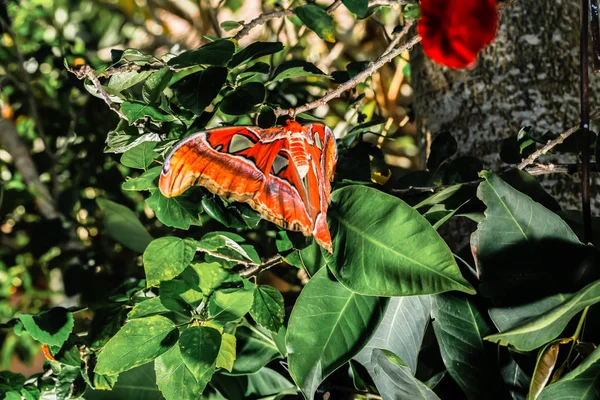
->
{"left": 517, "top": 109, "right": 600, "bottom": 170}
{"left": 275, "top": 24, "right": 420, "bottom": 118}
{"left": 238, "top": 255, "right": 284, "bottom": 278}
{"left": 525, "top": 162, "right": 598, "bottom": 176}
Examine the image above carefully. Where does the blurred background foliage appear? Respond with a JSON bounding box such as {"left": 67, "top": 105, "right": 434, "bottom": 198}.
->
{"left": 0, "top": 0, "right": 416, "bottom": 376}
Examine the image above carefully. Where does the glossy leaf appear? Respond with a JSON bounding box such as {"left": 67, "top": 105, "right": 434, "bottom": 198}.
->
{"left": 231, "top": 326, "right": 281, "bottom": 375}
{"left": 154, "top": 344, "right": 204, "bottom": 400}
{"left": 355, "top": 296, "right": 431, "bottom": 374}
{"left": 250, "top": 285, "right": 285, "bottom": 333}
{"left": 228, "top": 41, "right": 283, "bottom": 67}
{"left": 120, "top": 142, "right": 158, "bottom": 169}
{"left": 196, "top": 232, "right": 254, "bottom": 264}
{"left": 172, "top": 66, "right": 228, "bottom": 115}
{"left": 286, "top": 268, "right": 387, "bottom": 399}
{"left": 168, "top": 40, "right": 236, "bottom": 68}
{"left": 538, "top": 345, "right": 600, "bottom": 399}
{"left": 18, "top": 308, "right": 73, "bottom": 347}
{"left": 432, "top": 293, "right": 503, "bottom": 399}
{"left": 179, "top": 326, "right": 221, "bottom": 384}
{"left": 128, "top": 297, "right": 169, "bottom": 319}
{"left": 95, "top": 315, "right": 177, "bottom": 375}
{"left": 369, "top": 349, "right": 440, "bottom": 400}
{"left": 472, "top": 171, "right": 589, "bottom": 303}
{"left": 489, "top": 294, "right": 569, "bottom": 333}
{"left": 97, "top": 198, "right": 153, "bottom": 253}
{"left": 485, "top": 279, "right": 600, "bottom": 351}
{"left": 108, "top": 70, "right": 153, "bottom": 92}
{"left": 325, "top": 185, "right": 475, "bottom": 296}
{"left": 208, "top": 281, "right": 255, "bottom": 324}
{"left": 220, "top": 82, "right": 266, "bottom": 115}
{"left": 295, "top": 4, "right": 336, "bottom": 43}
{"left": 146, "top": 189, "right": 199, "bottom": 230}
{"left": 120, "top": 101, "right": 174, "bottom": 124}
{"left": 270, "top": 60, "right": 328, "bottom": 83}
{"left": 122, "top": 166, "right": 161, "bottom": 191}
{"left": 143, "top": 236, "right": 197, "bottom": 287}
{"left": 142, "top": 67, "right": 173, "bottom": 103}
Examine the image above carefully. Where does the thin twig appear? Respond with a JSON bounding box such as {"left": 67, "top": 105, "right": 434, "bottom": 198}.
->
{"left": 238, "top": 255, "right": 284, "bottom": 278}
{"left": 274, "top": 24, "right": 420, "bottom": 118}
{"left": 525, "top": 162, "right": 598, "bottom": 176}
{"left": 580, "top": 0, "right": 593, "bottom": 243}
{"left": 517, "top": 109, "right": 600, "bottom": 170}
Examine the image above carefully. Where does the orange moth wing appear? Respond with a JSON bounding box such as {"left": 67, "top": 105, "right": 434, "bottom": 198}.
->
{"left": 158, "top": 120, "right": 337, "bottom": 252}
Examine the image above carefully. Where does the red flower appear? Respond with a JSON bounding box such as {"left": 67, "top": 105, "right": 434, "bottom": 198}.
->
{"left": 417, "top": 0, "right": 499, "bottom": 69}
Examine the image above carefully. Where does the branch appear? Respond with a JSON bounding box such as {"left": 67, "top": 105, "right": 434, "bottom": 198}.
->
{"left": 233, "top": 0, "right": 413, "bottom": 41}
{"left": 238, "top": 255, "right": 284, "bottom": 278}
{"left": 0, "top": 118, "right": 60, "bottom": 219}
{"left": 274, "top": 24, "right": 421, "bottom": 118}
{"left": 517, "top": 109, "right": 600, "bottom": 170}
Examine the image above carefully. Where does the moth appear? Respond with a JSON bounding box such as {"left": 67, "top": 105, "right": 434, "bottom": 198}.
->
{"left": 158, "top": 120, "right": 338, "bottom": 253}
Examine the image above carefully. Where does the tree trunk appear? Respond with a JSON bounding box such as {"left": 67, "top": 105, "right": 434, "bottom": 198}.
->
{"left": 411, "top": 0, "right": 596, "bottom": 248}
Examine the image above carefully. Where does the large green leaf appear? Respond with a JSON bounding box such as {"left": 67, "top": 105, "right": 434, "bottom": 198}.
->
{"left": 143, "top": 236, "right": 197, "bottom": 287}
{"left": 120, "top": 102, "right": 174, "bottom": 124}
{"left": 95, "top": 315, "right": 178, "bottom": 375}
{"left": 432, "top": 293, "right": 504, "bottom": 399}
{"left": 122, "top": 166, "right": 161, "bottom": 192}
{"left": 369, "top": 349, "right": 440, "bottom": 400}
{"left": 295, "top": 4, "right": 336, "bottom": 42}
{"left": 270, "top": 60, "right": 328, "bottom": 83}
{"left": 212, "top": 368, "right": 296, "bottom": 400}
{"left": 343, "top": 0, "right": 368, "bottom": 17}
{"left": 485, "top": 279, "right": 600, "bottom": 351}
{"left": 128, "top": 297, "right": 170, "bottom": 319}
{"left": 538, "top": 345, "right": 600, "bottom": 399}
{"left": 250, "top": 285, "right": 285, "bottom": 333}
{"left": 142, "top": 67, "right": 173, "bottom": 103}
{"left": 220, "top": 82, "right": 265, "bottom": 115}
{"left": 154, "top": 343, "right": 203, "bottom": 400}
{"left": 325, "top": 186, "right": 474, "bottom": 296}
{"left": 97, "top": 198, "right": 153, "bottom": 253}
{"left": 172, "top": 67, "right": 228, "bottom": 115}
{"left": 178, "top": 326, "right": 221, "bottom": 384}
{"left": 231, "top": 325, "right": 282, "bottom": 375}
{"left": 168, "top": 39, "right": 236, "bottom": 68}
{"left": 471, "top": 171, "right": 590, "bottom": 303}
{"left": 120, "top": 142, "right": 158, "bottom": 169}
{"left": 146, "top": 190, "right": 199, "bottom": 230}
{"left": 216, "top": 333, "right": 236, "bottom": 372}
{"left": 286, "top": 268, "right": 387, "bottom": 399}
{"left": 108, "top": 70, "right": 153, "bottom": 92}
{"left": 489, "top": 293, "right": 569, "bottom": 332}
{"left": 85, "top": 364, "right": 162, "bottom": 400}
{"left": 18, "top": 308, "right": 73, "bottom": 347}
{"left": 208, "top": 281, "right": 255, "bottom": 324}
{"left": 354, "top": 296, "right": 431, "bottom": 374}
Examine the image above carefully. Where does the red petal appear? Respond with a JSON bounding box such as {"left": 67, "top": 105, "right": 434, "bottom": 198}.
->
{"left": 418, "top": 0, "right": 499, "bottom": 69}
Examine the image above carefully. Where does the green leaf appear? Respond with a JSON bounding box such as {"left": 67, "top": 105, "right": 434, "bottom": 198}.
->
{"left": 143, "top": 67, "right": 173, "bottom": 103}
{"left": 0, "top": 371, "right": 26, "bottom": 391}
{"left": 212, "top": 368, "right": 296, "bottom": 400}
{"left": 172, "top": 66, "right": 228, "bottom": 115}
{"left": 287, "top": 268, "right": 387, "bottom": 400}
{"left": 179, "top": 326, "right": 221, "bottom": 383}
{"left": 485, "top": 279, "right": 600, "bottom": 351}
{"left": 538, "top": 345, "right": 600, "bottom": 399}
{"left": 270, "top": 60, "right": 328, "bottom": 83}
{"left": 403, "top": 4, "right": 420, "bottom": 19}
{"left": 228, "top": 41, "right": 284, "bottom": 67}
{"left": 95, "top": 315, "right": 178, "bottom": 375}
{"left": 220, "top": 20, "right": 243, "bottom": 31}
{"left": 154, "top": 343, "right": 204, "bottom": 400}
{"left": 143, "top": 237, "right": 197, "bottom": 287}
{"left": 471, "top": 171, "right": 589, "bottom": 303}
{"left": 108, "top": 70, "right": 153, "bottom": 92}
{"left": 489, "top": 293, "right": 569, "bottom": 333}
{"left": 295, "top": 4, "right": 336, "bottom": 43}
{"left": 192, "top": 262, "right": 239, "bottom": 295}
{"left": 56, "top": 365, "right": 82, "bottom": 400}
{"left": 196, "top": 232, "right": 254, "bottom": 264}
{"left": 500, "top": 352, "right": 530, "bottom": 400}
{"left": 208, "top": 281, "right": 255, "bottom": 324}
{"left": 325, "top": 186, "right": 475, "bottom": 296}
{"left": 250, "top": 285, "right": 285, "bottom": 333}
{"left": 354, "top": 296, "right": 431, "bottom": 375}
{"left": 231, "top": 326, "right": 282, "bottom": 375}
{"left": 369, "top": 349, "right": 440, "bottom": 400}
{"left": 120, "top": 142, "right": 158, "bottom": 169}
{"left": 220, "top": 82, "right": 266, "bottom": 115}
{"left": 343, "top": 0, "right": 368, "bottom": 17}
{"left": 120, "top": 101, "right": 174, "bottom": 124}
{"left": 85, "top": 364, "right": 162, "bottom": 399}
{"left": 97, "top": 198, "right": 153, "bottom": 253}
{"left": 216, "top": 333, "right": 236, "bottom": 372}
{"left": 128, "top": 297, "right": 170, "bottom": 319}
{"left": 432, "top": 293, "right": 504, "bottom": 399}
{"left": 168, "top": 40, "right": 236, "bottom": 68}
{"left": 146, "top": 190, "right": 199, "bottom": 230}
{"left": 122, "top": 166, "right": 162, "bottom": 191}
{"left": 18, "top": 307, "right": 73, "bottom": 347}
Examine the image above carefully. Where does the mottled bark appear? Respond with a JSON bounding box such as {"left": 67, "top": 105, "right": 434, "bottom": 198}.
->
{"left": 411, "top": 0, "right": 597, "bottom": 249}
